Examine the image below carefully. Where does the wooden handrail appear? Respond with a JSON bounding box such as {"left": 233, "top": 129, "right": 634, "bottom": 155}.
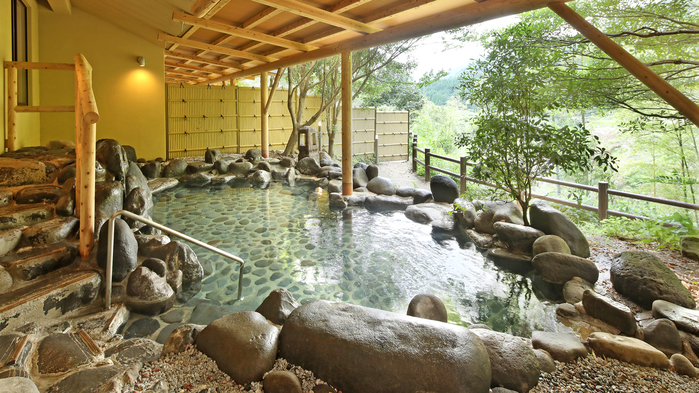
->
{"left": 4, "top": 61, "right": 75, "bottom": 70}
{"left": 15, "top": 106, "right": 75, "bottom": 113}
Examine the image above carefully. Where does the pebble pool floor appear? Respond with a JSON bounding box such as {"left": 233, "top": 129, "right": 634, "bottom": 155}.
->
{"left": 139, "top": 179, "right": 563, "bottom": 338}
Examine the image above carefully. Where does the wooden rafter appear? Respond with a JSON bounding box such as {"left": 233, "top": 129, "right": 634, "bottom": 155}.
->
{"left": 164, "top": 68, "right": 210, "bottom": 79}
{"left": 173, "top": 12, "right": 317, "bottom": 52}
{"left": 243, "top": 7, "right": 282, "bottom": 28}
{"left": 250, "top": 0, "right": 381, "bottom": 34}
{"left": 164, "top": 61, "right": 226, "bottom": 75}
{"left": 203, "top": 0, "right": 568, "bottom": 84}
{"left": 164, "top": 50, "right": 242, "bottom": 70}
{"left": 170, "top": 0, "right": 231, "bottom": 51}
{"left": 159, "top": 33, "right": 276, "bottom": 63}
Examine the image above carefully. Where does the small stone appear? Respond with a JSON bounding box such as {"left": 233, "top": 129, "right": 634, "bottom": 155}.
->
{"left": 582, "top": 289, "right": 637, "bottom": 336}
{"left": 532, "top": 331, "right": 588, "bottom": 363}
{"left": 587, "top": 332, "right": 669, "bottom": 369}
{"left": 670, "top": 353, "right": 697, "bottom": 377}
{"left": 263, "top": 370, "right": 303, "bottom": 393}
{"left": 534, "top": 349, "right": 556, "bottom": 373}
{"left": 161, "top": 324, "right": 205, "bottom": 357}
{"left": 406, "top": 294, "right": 448, "bottom": 323}
{"left": 563, "top": 277, "right": 594, "bottom": 304}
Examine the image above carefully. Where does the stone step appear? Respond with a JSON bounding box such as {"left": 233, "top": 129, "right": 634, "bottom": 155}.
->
{"left": 0, "top": 269, "right": 101, "bottom": 334}
{"left": 21, "top": 216, "right": 79, "bottom": 246}
{"left": 0, "top": 242, "right": 78, "bottom": 281}
{"left": 0, "top": 334, "right": 32, "bottom": 378}
{"left": 0, "top": 203, "right": 54, "bottom": 231}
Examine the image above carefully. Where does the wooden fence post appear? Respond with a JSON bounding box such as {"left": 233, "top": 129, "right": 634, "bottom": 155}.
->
{"left": 412, "top": 135, "right": 417, "bottom": 172}
{"left": 598, "top": 181, "right": 609, "bottom": 221}
{"left": 424, "top": 147, "right": 431, "bottom": 183}
{"left": 460, "top": 156, "right": 467, "bottom": 195}
{"left": 7, "top": 66, "right": 18, "bottom": 152}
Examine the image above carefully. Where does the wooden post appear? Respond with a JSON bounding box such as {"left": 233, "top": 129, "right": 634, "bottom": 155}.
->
{"left": 460, "top": 156, "right": 467, "bottom": 195}
{"left": 598, "top": 181, "right": 609, "bottom": 221}
{"left": 424, "top": 147, "right": 431, "bottom": 183}
{"left": 549, "top": 2, "right": 699, "bottom": 129}
{"left": 341, "top": 51, "right": 352, "bottom": 196}
{"left": 373, "top": 107, "right": 378, "bottom": 164}
{"left": 7, "top": 66, "right": 18, "bottom": 152}
{"left": 260, "top": 71, "right": 269, "bottom": 158}
{"left": 412, "top": 134, "right": 417, "bottom": 172}
{"left": 75, "top": 54, "right": 100, "bottom": 260}
{"left": 74, "top": 66, "right": 83, "bottom": 218}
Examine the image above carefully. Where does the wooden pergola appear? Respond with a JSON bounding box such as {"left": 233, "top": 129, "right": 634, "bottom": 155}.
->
{"left": 158, "top": 0, "right": 699, "bottom": 196}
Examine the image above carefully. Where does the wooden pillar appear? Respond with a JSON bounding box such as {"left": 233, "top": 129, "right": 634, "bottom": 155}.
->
{"left": 424, "top": 148, "right": 431, "bottom": 183}
{"left": 460, "top": 156, "right": 467, "bottom": 195}
{"left": 549, "top": 2, "right": 699, "bottom": 128}
{"left": 598, "top": 181, "right": 609, "bottom": 221}
{"left": 7, "top": 66, "right": 18, "bottom": 152}
{"left": 260, "top": 71, "right": 269, "bottom": 158}
{"left": 341, "top": 51, "right": 353, "bottom": 196}
{"left": 74, "top": 67, "right": 82, "bottom": 218}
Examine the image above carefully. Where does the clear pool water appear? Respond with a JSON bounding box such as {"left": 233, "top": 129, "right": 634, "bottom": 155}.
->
{"left": 151, "top": 179, "right": 563, "bottom": 336}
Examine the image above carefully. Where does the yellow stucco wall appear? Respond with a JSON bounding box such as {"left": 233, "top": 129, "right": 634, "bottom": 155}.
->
{"left": 38, "top": 7, "right": 166, "bottom": 159}
{"left": 1, "top": 0, "right": 42, "bottom": 152}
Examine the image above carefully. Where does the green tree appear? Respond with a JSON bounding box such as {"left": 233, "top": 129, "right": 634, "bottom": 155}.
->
{"left": 456, "top": 23, "right": 617, "bottom": 225}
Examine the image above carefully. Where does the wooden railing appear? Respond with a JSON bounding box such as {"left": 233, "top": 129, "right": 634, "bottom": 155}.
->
{"left": 411, "top": 135, "right": 699, "bottom": 221}
{"left": 4, "top": 54, "right": 99, "bottom": 259}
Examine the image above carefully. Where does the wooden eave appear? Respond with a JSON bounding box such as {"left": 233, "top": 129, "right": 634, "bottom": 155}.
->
{"left": 159, "top": 0, "right": 574, "bottom": 84}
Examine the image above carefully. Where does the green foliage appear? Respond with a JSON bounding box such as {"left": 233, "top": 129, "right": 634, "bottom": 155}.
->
{"left": 583, "top": 213, "right": 699, "bottom": 250}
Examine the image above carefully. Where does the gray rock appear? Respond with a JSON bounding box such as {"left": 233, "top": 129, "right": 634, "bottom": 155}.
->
{"left": 474, "top": 200, "right": 524, "bottom": 234}
{"left": 365, "top": 164, "right": 379, "bottom": 180}
{"left": 531, "top": 331, "right": 587, "bottom": 363}
{"left": 297, "top": 157, "right": 321, "bottom": 176}
{"left": 188, "top": 302, "right": 235, "bottom": 325}
{"left": 406, "top": 293, "right": 448, "bottom": 323}
{"left": 430, "top": 174, "right": 459, "bottom": 203}
{"left": 46, "top": 364, "right": 137, "bottom": 393}
{"left": 213, "top": 159, "right": 231, "bottom": 174}
{"left": 529, "top": 200, "right": 589, "bottom": 257}
{"left": 205, "top": 149, "right": 221, "bottom": 164}
{"left": 249, "top": 170, "right": 271, "bottom": 187}
{"left": 181, "top": 172, "right": 213, "bottom": 187}
{"left": 404, "top": 202, "right": 452, "bottom": 226}
{"left": 532, "top": 252, "right": 599, "bottom": 285}
{"left": 148, "top": 178, "right": 178, "bottom": 194}
{"left": 681, "top": 235, "right": 699, "bottom": 261}
{"left": 96, "top": 139, "right": 129, "bottom": 181}
{"left": 56, "top": 164, "right": 76, "bottom": 184}
{"left": 123, "top": 145, "right": 137, "bottom": 162}
{"left": 186, "top": 162, "right": 213, "bottom": 174}
{"left": 328, "top": 193, "right": 347, "bottom": 209}
{"left": 141, "top": 162, "right": 161, "bottom": 179}
{"left": 0, "top": 266, "right": 12, "bottom": 294}
{"left": 162, "top": 159, "right": 188, "bottom": 178}
{"left": 534, "top": 349, "right": 556, "bottom": 373}
{"left": 37, "top": 333, "right": 95, "bottom": 374}
{"left": 0, "top": 377, "right": 39, "bottom": 393}
{"left": 465, "top": 229, "right": 493, "bottom": 249}
{"left": 652, "top": 300, "right": 699, "bottom": 335}
{"left": 366, "top": 176, "right": 395, "bottom": 195}
{"left": 197, "top": 311, "right": 279, "bottom": 384}
{"left": 124, "top": 317, "right": 161, "bottom": 339}
{"left": 320, "top": 159, "right": 340, "bottom": 168}
{"left": 105, "top": 338, "right": 162, "bottom": 365}
{"left": 670, "top": 353, "right": 697, "bottom": 377}
{"left": 271, "top": 169, "right": 284, "bottom": 181}
{"left": 487, "top": 248, "right": 534, "bottom": 275}
{"left": 161, "top": 324, "right": 205, "bottom": 357}
{"left": 279, "top": 300, "right": 491, "bottom": 393}
{"left": 279, "top": 157, "right": 295, "bottom": 168}
{"left": 141, "top": 241, "right": 203, "bottom": 301}
{"left": 0, "top": 228, "right": 23, "bottom": 257}
{"left": 470, "top": 328, "right": 540, "bottom": 393}
{"left": 229, "top": 161, "right": 254, "bottom": 176}
{"left": 587, "top": 332, "right": 669, "bottom": 369}
{"left": 364, "top": 195, "right": 412, "bottom": 211}
{"left": 142, "top": 258, "right": 167, "bottom": 277}
{"left": 582, "top": 289, "right": 637, "bottom": 336}
{"left": 563, "top": 277, "right": 594, "bottom": 304}
{"left": 354, "top": 162, "right": 368, "bottom": 170}
{"left": 643, "top": 318, "right": 682, "bottom": 357}
{"left": 126, "top": 162, "right": 152, "bottom": 203}
{"left": 257, "top": 161, "right": 272, "bottom": 172}
{"left": 611, "top": 251, "right": 696, "bottom": 309}
{"left": 94, "top": 181, "right": 124, "bottom": 237}
{"left": 532, "top": 235, "right": 570, "bottom": 256}
{"left": 263, "top": 370, "right": 303, "bottom": 393}
{"left": 255, "top": 288, "right": 300, "bottom": 325}
{"left": 97, "top": 218, "right": 138, "bottom": 282}
{"left": 15, "top": 185, "right": 61, "bottom": 204}
{"left": 316, "top": 167, "right": 342, "bottom": 180}
{"left": 21, "top": 216, "right": 79, "bottom": 246}
{"left": 56, "top": 178, "right": 76, "bottom": 216}
{"left": 352, "top": 167, "right": 368, "bottom": 188}
{"left": 453, "top": 199, "right": 476, "bottom": 228}
{"left": 245, "top": 148, "right": 262, "bottom": 161}
{"left": 124, "top": 187, "right": 151, "bottom": 229}
{"left": 493, "top": 222, "right": 544, "bottom": 252}
{"left": 126, "top": 266, "right": 176, "bottom": 315}
{"left": 328, "top": 180, "right": 342, "bottom": 194}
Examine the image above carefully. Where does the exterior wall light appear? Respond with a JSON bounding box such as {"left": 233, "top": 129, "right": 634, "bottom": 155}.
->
{"left": 137, "top": 56, "right": 145, "bottom": 67}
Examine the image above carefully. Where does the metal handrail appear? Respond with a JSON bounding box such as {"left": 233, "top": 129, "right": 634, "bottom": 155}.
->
{"left": 104, "top": 210, "right": 245, "bottom": 309}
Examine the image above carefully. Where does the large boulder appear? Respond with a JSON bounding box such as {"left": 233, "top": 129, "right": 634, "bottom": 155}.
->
{"left": 397, "top": 187, "right": 433, "bottom": 204}
{"left": 474, "top": 201, "right": 523, "bottom": 234}
{"left": 366, "top": 176, "right": 395, "bottom": 196}
{"left": 94, "top": 181, "right": 124, "bottom": 237}
{"left": 582, "top": 290, "right": 637, "bottom": 336}
{"left": 493, "top": 222, "right": 544, "bottom": 253}
{"left": 529, "top": 200, "right": 589, "bottom": 258}
{"left": 470, "top": 328, "right": 540, "bottom": 393}
{"left": 365, "top": 164, "right": 379, "bottom": 180}
{"left": 140, "top": 162, "right": 161, "bottom": 179}
{"left": 205, "top": 148, "right": 221, "bottom": 164}
{"left": 279, "top": 300, "right": 491, "bottom": 393}
{"left": 352, "top": 167, "right": 368, "bottom": 188}
{"left": 562, "top": 277, "right": 594, "bottom": 304}
{"left": 15, "top": 185, "right": 61, "bottom": 204}
{"left": 162, "top": 159, "right": 188, "bottom": 178}
{"left": 97, "top": 218, "right": 138, "bottom": 282}
{"left": 96, "top": 139, "right": 129, "bottom": 181}
{"left": 181, "top": 172, "right": 213, "bottom": 188}
{"left": 531, "top": 331, "right": 587, "bottom": 363}
{"left": 249, "top": 170, "right": 271, "bottom": 187}
{"left": 652, "top": 300, "right": 699, "bottom": 335}
{"left": 532, "top": 235, "right": 570, "bottom": 256}
{"left": 297, "top": 157, "right": 321, "bottom": 176}
{"left": 406, "top": 294, "right": 448, "bottom": 323}
{"left": 126, "top": 163, "right": 152, "bottom": 207}
{"left": 255, "top": 288, "right": 300, "bottom": 325}
{"left": 196, "top": 311, "right": 279, "bottom": 384}
{"left": 0, "top": 158, "right": 49, "bottom": 187}
{"left": 681, "top": 235, "right": 699, "bottom": 261}
{"left": 229, "top": 161, "right": 254, "bottom": 176}
{"left": 404, "top": 203, "right": 454, "bottom": 229}
{"left": 430, "top": 175, "right": 459, "bottom": 203}
{"left": 611, "top": 251, "right": 696, "bottom": 309}
{"left": 126, "top": 266, "right": 176, "bottom": 315}
{"left": 140, "top": 241, "right": 203, "bottom": 301}
{"left": 642, "top": 318, "right": 682, "bottom": 357}
{"left": 364, "top": 195, "right": 412, "bottom": 211}
{"left": 532, "top": 252, "right": 598, "bottom": 285}
{"left": 245, "top": 148, "right": 262, "bottom": 161}
{"left": 487, "top": 248, "right": 534, "bottom": 275}
{"left": 162, "top": 324, "right": 205, "bottom": 357}
{"left": 587, "top": 332, "right": 669, "bottom": 369}
{"left": 213, "top": 159, "right": 231, "bottom": 174}
{"left": 124, "top": 187, "right": 151, "bottom": 229}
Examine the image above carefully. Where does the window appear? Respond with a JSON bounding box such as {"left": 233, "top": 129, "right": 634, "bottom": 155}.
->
{"left": 11, "top": 0, "right": 29, "bottom": 106}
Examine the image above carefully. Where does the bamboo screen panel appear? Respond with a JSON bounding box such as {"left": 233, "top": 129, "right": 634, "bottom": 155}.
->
{"left": 376, "top": 111, "right": 410, "bottom": 161}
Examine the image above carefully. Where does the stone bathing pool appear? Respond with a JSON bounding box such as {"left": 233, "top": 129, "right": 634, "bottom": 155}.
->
{"left": 135, "top": 177, "right": 565, "bottom": 338}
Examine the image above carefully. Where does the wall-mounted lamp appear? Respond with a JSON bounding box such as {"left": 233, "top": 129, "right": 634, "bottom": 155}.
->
{"left": 136, "top": 56, "right": 145, "bottom": 67}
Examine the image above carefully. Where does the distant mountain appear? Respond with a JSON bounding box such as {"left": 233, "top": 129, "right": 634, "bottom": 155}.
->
{"left": 420, "top": 61, "right": 475, "bottom": 105}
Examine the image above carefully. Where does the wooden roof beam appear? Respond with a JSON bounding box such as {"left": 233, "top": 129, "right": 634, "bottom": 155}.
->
{"left": 251, "top": 0, "right": 381, "bottom": 34}
{"left": 173, "top": 12, "right": 317, "bottom": 52}
{"left": 164, "top": 68, "right": 212, "bottom": 79}
{"left": 203, "top": 0, "right": 570, "bottom": 84}
{"left": 47, "top": 0, "right": 71, "bottom": 14}
{"left": 164, "top": 50, "right": 242, "bottom": 70}
{"left": 190, "top": 0, "right": 232, "bottom": 18}
{"left": 164, "top": 61, "right": 227, "bottom": 75}
{"left": 159, "top": 33, "right": 276, "bottom": 63}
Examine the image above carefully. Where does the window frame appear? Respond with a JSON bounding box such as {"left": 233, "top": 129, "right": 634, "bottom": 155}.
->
{"left": 11, "top": 0, "right": 29, "bottom": 106}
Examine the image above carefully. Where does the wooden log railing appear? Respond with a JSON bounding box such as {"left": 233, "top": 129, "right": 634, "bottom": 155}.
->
{"left": 4, "top": 55, "right": 98, "bottom": 259}
{"left": 411, "top": 135, "right": 699, "bottom": 222}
